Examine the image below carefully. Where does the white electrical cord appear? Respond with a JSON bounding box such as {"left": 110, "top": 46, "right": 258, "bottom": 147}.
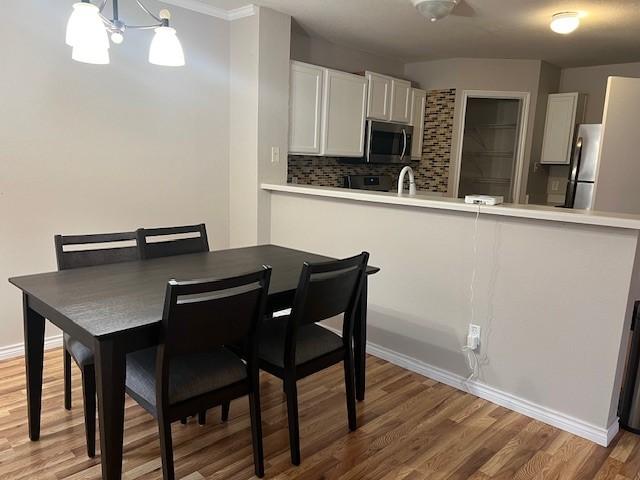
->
{"left": 462, "top": 205, "right": 481, "bottom": 385}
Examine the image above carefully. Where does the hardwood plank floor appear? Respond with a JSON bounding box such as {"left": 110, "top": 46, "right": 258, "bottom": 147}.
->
{"left": 0, "top": 347, "right": 638, "bottom": 479}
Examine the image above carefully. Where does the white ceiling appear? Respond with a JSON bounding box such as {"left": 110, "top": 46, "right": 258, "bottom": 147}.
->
{"left": 196, "top": 0, "right": 640, "bottom": 68}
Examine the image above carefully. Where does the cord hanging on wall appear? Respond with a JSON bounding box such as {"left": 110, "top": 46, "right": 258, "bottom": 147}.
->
{"left": 65, "top": 0, "right": 185, "bottom": 66}
{"left": 462, "top": 204, "right": 481, "bottom": 385}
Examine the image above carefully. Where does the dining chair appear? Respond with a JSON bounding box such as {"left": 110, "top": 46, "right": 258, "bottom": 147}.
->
{"left": 256, "top": 252, "right": 369, "bottom": 465}
{"left": 136, "top": 224, "right": 209, "bottom": 260}
{"left": 54, "top": 231, "right": 139, "bottom": 457}
{"left": 136, "top": 223, "right": 220, "bottom": 425}
{"left": 125, "top": 267, "right": 271, "bottom": 480}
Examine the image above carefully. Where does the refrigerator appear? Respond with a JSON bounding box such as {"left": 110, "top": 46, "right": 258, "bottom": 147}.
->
{"left": 563, "top": 124, "right": 603, "bottom": 209}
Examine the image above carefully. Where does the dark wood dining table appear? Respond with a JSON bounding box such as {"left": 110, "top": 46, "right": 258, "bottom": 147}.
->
{"left": 8, "top": 244, "right": 379, "bottom": 480}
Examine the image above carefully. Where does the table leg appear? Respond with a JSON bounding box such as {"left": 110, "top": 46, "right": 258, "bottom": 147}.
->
{"left": 95, "top": 339, "right": 126, "bottom": 480}
{"left": 23, "top": 294, "right": 45, "bottom": 441}
{"left": 354, "top": 277, "right": 368, "bottom": 401}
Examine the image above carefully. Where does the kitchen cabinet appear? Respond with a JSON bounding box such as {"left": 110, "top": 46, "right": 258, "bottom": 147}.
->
{"left": 410, "top": 88, "right": 426, "bottom": 160}
{"left": 365, "top": 71, "right": 412, "bottom": 124}
{"left": 390, "top": 79, "right": 412, "bottom": 123}
{"left": 322, "top": 69, "right": 368, "bottom": 157}
{"left": 540, "top": 92, "right": 585, "bottom": 165}
{"left": 289, "top": 61, "right": 324, "bottom": 155}
{"left": 365, "top": 72, "right": 391, "bottom": 121}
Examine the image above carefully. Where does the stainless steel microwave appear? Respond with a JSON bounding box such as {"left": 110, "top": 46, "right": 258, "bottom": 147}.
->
{"left": 365, "top": 120, "right": 413, "bottom": 164}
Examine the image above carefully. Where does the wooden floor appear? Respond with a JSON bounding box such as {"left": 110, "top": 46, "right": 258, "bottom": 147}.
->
{"left": 1, "top": 349, "right": 639, "bottom": 480}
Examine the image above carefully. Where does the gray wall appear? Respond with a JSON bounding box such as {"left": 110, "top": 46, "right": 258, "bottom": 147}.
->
{"left": 290, "top": 22, "right": 405, "bottom": 77}
{"left": 270, "top": 190, "right": 638, "bottom": 435}
{"left": 560, "top": 62, "right": 640, "bottom": 123}
{"left": 1, "top": 0, "right": 231, "bottom": 347}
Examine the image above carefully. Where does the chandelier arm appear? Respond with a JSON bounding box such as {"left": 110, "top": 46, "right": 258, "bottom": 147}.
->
{"left": 135, "top": 0, "right": 163, "bottom": 22}
{"left": 98, "top": 12, "right": 116, "bottom": 29}
{"left": 98, "top": 0, "right": 109, "bottom": 13}
{"left": 124, "top": 23, "right": 164, "bottom": 30}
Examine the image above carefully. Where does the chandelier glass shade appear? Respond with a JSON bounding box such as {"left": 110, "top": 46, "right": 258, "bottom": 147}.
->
{"left": 65, "top": 0, "right": 185, "bottom": 66}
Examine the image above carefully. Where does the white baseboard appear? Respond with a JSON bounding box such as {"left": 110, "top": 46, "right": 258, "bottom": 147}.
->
{"left": 0, "top": 334, "right": 63, "bottom": 361}
{"left": 322, "top": 325, "right": 618, "bottom": 447}
{"left": 1, "top": 328, "right": 620, "bottom": 446}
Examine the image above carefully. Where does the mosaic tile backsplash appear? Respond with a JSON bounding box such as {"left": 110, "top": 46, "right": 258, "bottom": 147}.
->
{"left": 287, "top": 88, "right": 456, "bottom": 193}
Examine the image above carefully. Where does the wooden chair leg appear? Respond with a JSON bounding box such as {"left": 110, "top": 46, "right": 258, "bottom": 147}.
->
{"left": 248, "top": 389, "right": 265, "bottom": 477}
{"left": 158, "top": 417, "right": 175, "bottom": 480}
{"left": 81, "top": 365, "right": 96, "bottom": 458}
{"left": 221, "top": 401, "right": 230, "bottom": 422}
{"left": 284, "top": 376, "right": 301, "bottom": 466}
{"left": 344, "top": 351, "right": 357, "bottom": 432}
{"left": 64, "top": 349, "right": 72, "bottom": 411}
{"left": 198, "top": 410, "right": 206, "bottom": 425}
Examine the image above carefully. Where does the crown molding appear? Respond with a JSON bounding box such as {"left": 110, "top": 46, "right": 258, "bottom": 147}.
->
{"left": 159, "top": 1, "right": 257, "bottom": 21}
{"left": 227, "top": 4, "right": 258, "bottom": 20}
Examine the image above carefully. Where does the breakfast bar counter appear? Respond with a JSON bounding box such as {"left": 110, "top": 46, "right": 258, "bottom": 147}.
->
{"left": 262, "top": 181, "right": 640, "bottom": 447}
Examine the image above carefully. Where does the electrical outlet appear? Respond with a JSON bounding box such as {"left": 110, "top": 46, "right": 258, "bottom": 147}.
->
{"left": 467, "top": 324, "right": 481, "bottom": 350}
{"left": 551, "top": 180, "right": 560, "bottom": 192}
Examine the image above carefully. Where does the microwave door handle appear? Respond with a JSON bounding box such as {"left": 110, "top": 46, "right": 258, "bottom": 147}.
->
{"left": 401, "top": 128, "right": 407, "bottom": 161}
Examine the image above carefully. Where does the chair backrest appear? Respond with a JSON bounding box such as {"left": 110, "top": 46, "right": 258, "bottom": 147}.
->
{"left": 160, "top": 266, "right": 272, "bottom": 357}
{"left": 286, "top": 252, "right": 369, "bottom": 361}
{"left": 54, "top": 231, "right": 139, "bottom": 271}
{"left": 136, "top": 224, "right": 209, "bottom": 260}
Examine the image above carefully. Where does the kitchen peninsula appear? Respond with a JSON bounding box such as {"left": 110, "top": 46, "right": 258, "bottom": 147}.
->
{"left": 262, "top": 182, "right": 640, "bottom": 446}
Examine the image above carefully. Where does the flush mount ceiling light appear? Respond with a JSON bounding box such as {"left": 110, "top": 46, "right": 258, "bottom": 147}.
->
{"left": 65, "top": 0, "right": 185, "bottom": 66}
{"left": 550, "top": 12, "right": 581, "bottom": 34}
{"left": 412, "top": 0, "right": 458, "bottom": 22}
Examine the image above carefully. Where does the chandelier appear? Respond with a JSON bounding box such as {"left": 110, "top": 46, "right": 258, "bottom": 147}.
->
{"left": 65, "top": 0, "right": 185, "bottom": 66}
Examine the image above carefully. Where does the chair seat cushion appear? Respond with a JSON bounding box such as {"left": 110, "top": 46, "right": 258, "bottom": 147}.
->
{"left": 64, "top": 333, "right": 94, "bottom": 367}
{"left": 258, "top": 316, "right": 344, "bottom": 368}
{"left": 125, "top": 346, "right": 247, "bottom": 410}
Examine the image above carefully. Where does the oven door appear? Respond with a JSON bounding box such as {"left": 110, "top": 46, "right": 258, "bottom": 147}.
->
{"left": 366, "top": 120, "right": 413, "bottom": 163}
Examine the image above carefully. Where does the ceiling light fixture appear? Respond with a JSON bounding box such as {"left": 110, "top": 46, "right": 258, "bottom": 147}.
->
{"left": 550, "top": 12, "right": 581, "bottom": 34}
{"left": 65, "top": 0, "right": 185, "bottom": 66}
{"left": 412, "top": 0, "right": 458, "bottom": 22}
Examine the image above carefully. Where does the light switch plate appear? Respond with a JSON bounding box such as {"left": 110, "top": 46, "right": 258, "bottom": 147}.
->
{"left": 271, "top": 146, "right": 280, "bottom": 164}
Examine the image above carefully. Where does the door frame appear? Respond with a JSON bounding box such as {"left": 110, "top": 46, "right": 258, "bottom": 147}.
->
{"left": 452, "top": 90, "right": 531, "bottom": 202}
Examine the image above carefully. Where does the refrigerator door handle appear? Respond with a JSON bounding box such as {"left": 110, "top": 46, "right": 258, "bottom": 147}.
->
{"left": 564, "top": 137, "right": 583, "bottom": 208}
{"left": 570, "top": 137, "right": 583, "bottom": 183}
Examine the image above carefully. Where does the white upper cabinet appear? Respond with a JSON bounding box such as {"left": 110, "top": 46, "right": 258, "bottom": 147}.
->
{"left": 289, "top": 61, "right": 324, "bottom": 155}
{"left": 365, "top": 71, "right": 412, "bottom": 124}
{"left": 410, "top": 89, "right": 427, "bottom": 160}
{"left": 390, "top": 79, "right": 412, "bottom": 123}
{"left": 540, "top": 92, "right": 584, "bottom": 165}
{"left": 366, "top": 72, "right": 391, "bottom": 121}
{"left": 322, "top": 69, "right": 368, "bottom": 157}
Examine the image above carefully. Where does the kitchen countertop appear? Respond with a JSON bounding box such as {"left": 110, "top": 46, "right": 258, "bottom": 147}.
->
{"left": 261, "top": 183, "right": 640, "bottom": 230}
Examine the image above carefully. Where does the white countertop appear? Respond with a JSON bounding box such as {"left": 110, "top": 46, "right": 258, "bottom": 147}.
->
{"left": 261, "top": 183, "right": 640, "bottom": 230}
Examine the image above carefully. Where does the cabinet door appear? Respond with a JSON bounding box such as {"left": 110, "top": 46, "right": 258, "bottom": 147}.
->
{"left": 390, "top": 79, "right": 412, "bottom": 123}
{"left": 540, "top": 92, "right": 579, "bottom": 165}
{"left": 289, "top": 61, "right": 324, "bottom": 155}
{"left": 366, "top": 72, "right": 391, "bottom": 121}
{"left": 322, "top": 69, "right": 368, "bottom": 157}
{"left": 410, "top": 89, "right": 427, "bottom": 159}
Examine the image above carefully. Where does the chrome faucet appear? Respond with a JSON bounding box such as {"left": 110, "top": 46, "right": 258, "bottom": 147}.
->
{"left": 397, "top": 166, "right": 416, "bottom": 196}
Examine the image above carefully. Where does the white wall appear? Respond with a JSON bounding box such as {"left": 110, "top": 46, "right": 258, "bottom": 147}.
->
{"left": 593, "top": 77, "right": 640, "bottom": 215}
{"left": 560, "top": 62, "right": 640, "bottom": 124}
{"left": 269, "top": 190, "right": 638, "bottom": 438}
{"left": 1, "top": 0, "right": 231, "bottom": 348}
{"left": 290, "top": 23, "right": 405, "bottom": 77}
{"left": 405, "top": 58, "right": 551, "bottom": 202}
{"left": 229, "top": 7, "right": 290, "bottom": 247}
